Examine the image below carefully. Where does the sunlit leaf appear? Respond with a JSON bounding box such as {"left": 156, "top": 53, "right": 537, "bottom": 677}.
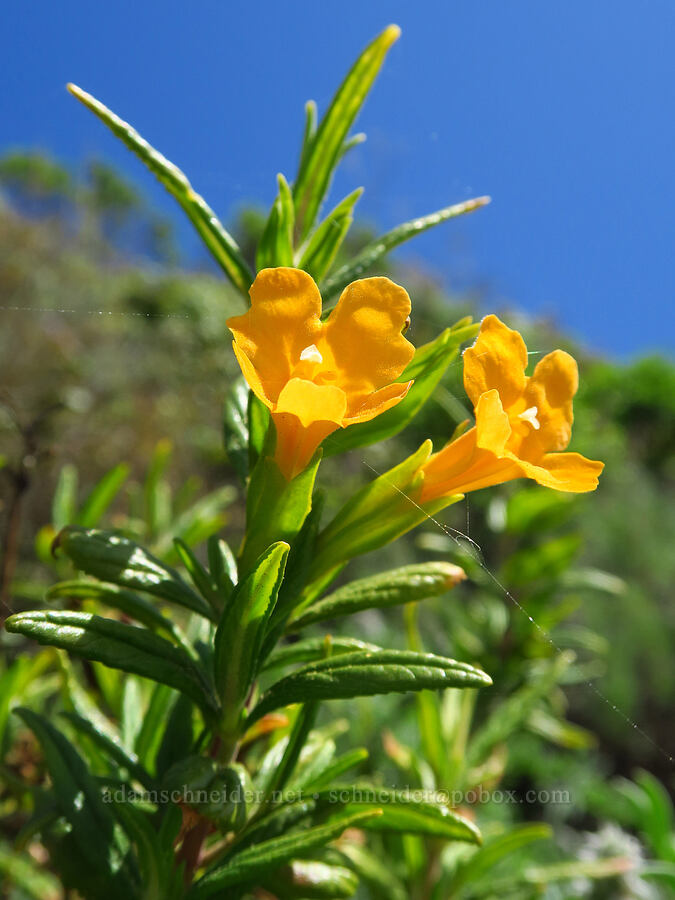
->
{"left": 68, "top": 84, "right": 254, "bottom": 295}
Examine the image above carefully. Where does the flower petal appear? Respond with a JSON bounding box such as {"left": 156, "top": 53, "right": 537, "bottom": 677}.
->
{"left": 272, "top": 378, "right": 348, "bottom": 479}
{"left": 463, "top": 315, "right": 528, "bottom": 409}
{"left": 419, "top": 427, "right": 522, "bottom": 502}
{"left": 474, "top": 389, "right": 512, "bottom": 455}
{"left": 517, "top": 451, "right": 604, "bottom": 493}
{"left": 227, "top": 267, "right": 323, "bottom": 405}
{"left": 275, "top": 378, "right": 347, "bottom": 427}
{"left": 517, "top": 349, "right": 578, "bottom": 459}
{"left": 322, "top": 277, "right": 415, "bottom": 415}
{"left": 342, "top": 380, "right": 413, "bottom": 425}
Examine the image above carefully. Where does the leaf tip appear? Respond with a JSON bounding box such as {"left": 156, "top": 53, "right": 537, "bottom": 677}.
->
{"left": 383, "top": 24, "right": 402, "bottom": 45}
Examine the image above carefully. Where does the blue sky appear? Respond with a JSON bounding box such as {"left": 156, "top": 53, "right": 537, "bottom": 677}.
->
{"left": 3, "top": 0, "right": 674, "bottom": 357}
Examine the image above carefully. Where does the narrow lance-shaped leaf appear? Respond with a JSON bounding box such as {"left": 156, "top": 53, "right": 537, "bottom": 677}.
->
{"left": 6, "top": 611, "right": 219, "bottom": 718}
{"left": 307, "top": 441, "right": 461, "bottom": 580}
{"left": 301, "top": 747, "right": 370, "bottom": 793}
{"left": 321, "top": 195, "right": 491, "bottom": 302}
{"left": 324, "top": 785, "right": 481, "bottom": 844}
{"left": 14, "top": 708, "right": 137, "bottom": 895}
{"left": 259, "top": 701, "right": 319, "bottom": 808}
{"left": 446, "top": 823, "right": 552, "bottom": 894}
{"left": 297, "top": 99, "right": 318, "bottom": 176}
{"left": 291, "top": 561, "right": 465, "bottom": 629}
{"left": 240, "top": 452, "right": 320, "bottom": 576}
{"left": 77, "top": 463, "right": 130, "bottom": 528}
{"left": 144, "top": 438, "right": 173, "bottom": 537}
{"left": 405, "top": 602, "right": 450, "bottom": 784}
{"left": 263, "top": 636, "right": 381, "bottom": 672}
{"left": 46, "top": 579, "right": 193, "bottom": 652}
{"left": 256, "top": 173, "right": 295, "bottom": 270}
{"left": 249, "top": 649, "right": 491, "bottom": 724}
{"left": 262, "top": 860, "right": 359, "bottom": 899}
{"left": 173, "top": 539, "right": 221, "bottom": 613}
{"left": 223, "top": 378, "right": 249, "bottom": 482}
{"left": 55, "top": 527, "right": 214, "bottom": 620}
{"left": 214, "top": 542, "right": 289, "bottom": 731}
{"left": 207, "top": 535, "right": 237, "bottom": 597}
{"left": 60, "top": 711, "right": 155, "bottom": 790}
{"left": 189, "top": 810, "right": 380, "bottom": 898}
{"left": 67, "top": 84, "right": 254, "bottom": 295}
{"left": 52, "top": 464, "right": 78, "bottom": 530}
{"left": 297, "top": 187, "right": 363, "bottom": 282}
{"left": 293, "top": 25, "right": 400, "bottom": 240}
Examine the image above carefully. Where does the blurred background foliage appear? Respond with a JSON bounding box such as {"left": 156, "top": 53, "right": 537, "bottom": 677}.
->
{"left": 1, "top": 151, "right": 674, "bottom": 897}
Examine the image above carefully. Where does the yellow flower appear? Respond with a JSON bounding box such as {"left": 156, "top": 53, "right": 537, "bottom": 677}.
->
{"left": 419, "top": 315, "right": 604, "bottom": 501}
{"left": 227, "top": 267, "right": 415, "bottom": 479}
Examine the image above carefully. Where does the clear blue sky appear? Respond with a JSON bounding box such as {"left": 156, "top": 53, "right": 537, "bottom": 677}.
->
{"left": 3, "top": 0, "right": 674, "bottom": 358}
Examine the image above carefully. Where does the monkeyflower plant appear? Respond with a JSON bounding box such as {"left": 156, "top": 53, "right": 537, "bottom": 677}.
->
{"left": 4, "top": 25, "right": 604, "bottom": 900}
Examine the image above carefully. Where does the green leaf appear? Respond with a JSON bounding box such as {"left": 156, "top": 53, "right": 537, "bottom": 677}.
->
{"left": 291, "top": 561, "right": 465, "bottom": 629}
{"left": 46, "top": 579, "right": 191, "bottom": 650}
{"left": 526, "top": 708, "right": 596, "bottom": 750}
{"left": 446, "top": 824, "right": 553, "bottom": 895}
{"left": 263, "top": 637, "right": 381, "bottom": 671}
{"left": 156, "top": 485, "right": 236, "bottom": 558}
{"left": 467, "top": 652, "right": 574, "bottom": 767}
{"left": 334, "top": 786, "right": 481, "bottom": 843}
{"left": 263, "top": 859, "right": 359, "bottom": 899}
{"left": 260, "top": 702, "right": 320, "bottom": 808}
{"left": 240, "top": 453, "right": 320, "bottom": 576}
{"left": 262, "top": 491, "right": 326, "bottom": 653}
{"left": 301, "top": 748, "right": 369, "bottom": 793}
{"left": 297, "top": 100, "right": 318, "bottom": 177}
{"left": 336, "top": 843, "right": 407, "bottom": 900}
{"left": 6, "top": 611, "right": 219, "bottom": 717}
{"left": 78, "top": 463, "right": 130, "bottom": 527}
{"left": 0, "top": 652, "right": 52, "bottom": 750}
{"left": 61, "top": 711, "right": 155, "bottom": 789}
{"left": 250, "top": 650, "right": 491, "bottom": 723}
{"left": 297, "top": 188, "right": 363, "bottom": 282}
{"left": 308, "top": 441, "right": 460, "bottom": 579}
{"left": 207, "top": 536, "right": 237, "bottom": 597}
{"left": 322, "top": 321, "right": 479, "bottom": 455}
{"left": 223, "top": 378, "right": 250, "bottom": 482}
{"left": 14, "top": 708, "right": 137, "bottom": 895}
{"left": 144, "top": 438, "right": 173, "bottom": 536}
{"left": 321, "top": 196, "right": 490, "bottom": 302}
{"left": 248, "top": 390, "right": 271, "bottom": 467}
{"left": 113, "top": 803, "right": 184, "bottom": 900}
{"left": 52, "top": 464, "right": 78, "bottom": 530}
{"left": 155, "top": 693, "right": 196, "bottom": 778}
{"left": 56, "top": 526, "right": 214, "bottom": 620}
{"left": 173, "top": 539, "right": 221, "bottom": 612}
{"left": 293, "top": 25, "right": 400, "bottom": 240}
{"left": 404, "top": 603, "right": 450, "bottom": 784}
{"left": 214, "top": 542, "right": 289, "bottom": 728}
{"left": 68, "top": 84, "right": 254, "bottom": 295}
{"left": 0, "top": 842, "right": 61, "bottom": 900}
{"left": 134, "top": 682, "right": 177, "bottom": 767}
{"left": 257, "top": 173, "right": 295, "bottom": 269}
{"left": 189, "top": 810, "right": 380, "bottom": 897}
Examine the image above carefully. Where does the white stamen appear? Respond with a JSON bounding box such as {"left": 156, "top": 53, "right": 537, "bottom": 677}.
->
{"left": 300, "top": 344, "right": 323, "bottom": 364}
{"left": 518, "top": 406, "right": 540, "bottom": 430}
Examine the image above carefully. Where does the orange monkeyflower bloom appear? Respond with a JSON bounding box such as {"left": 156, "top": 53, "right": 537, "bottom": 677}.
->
{"left": 419, "top": 315, "right": 604, "bottom": 501}
{"left": 227, "top": 267, "right": 415, "bottom": 479}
